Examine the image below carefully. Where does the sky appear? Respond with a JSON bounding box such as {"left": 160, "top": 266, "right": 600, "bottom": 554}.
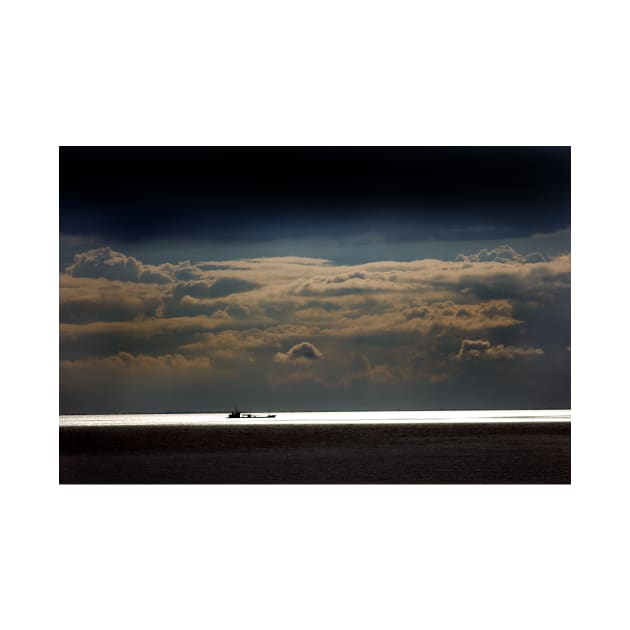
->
{"left": 59, "top": 147, "right": 570, "bottom": 413}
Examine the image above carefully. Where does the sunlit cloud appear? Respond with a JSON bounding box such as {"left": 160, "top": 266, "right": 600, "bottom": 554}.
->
{"left": 59, "top": 244, "right": 570, "bottom": 411}
{"left": 274, "top": 341, "right": 324, "bottom": 362}
{"left": 456, "top": 244, "right": 546, "bottom": 264}
{"left": 456, "top": 338, "right": 544, "bottom": 360}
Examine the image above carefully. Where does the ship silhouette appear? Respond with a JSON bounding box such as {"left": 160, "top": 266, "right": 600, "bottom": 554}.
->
{"left": 227, "top": 408, "right": 276, "bottom": 419}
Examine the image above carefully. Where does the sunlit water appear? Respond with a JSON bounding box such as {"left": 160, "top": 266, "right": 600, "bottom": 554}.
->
{"left": 60, "top": 409, "right": 570, "bottom": 427}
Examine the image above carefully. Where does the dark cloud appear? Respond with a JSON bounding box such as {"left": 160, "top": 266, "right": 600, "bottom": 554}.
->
{"left": 156, "top": 278, "right": 261, "bottom": 318}
{"left": 59, "top": 317, "right": 223, "bottom": 361}
{"left": 60, "top": 294, "right": 159, "bottom": 324}
{"left": 60, "top": 147, "right": 571, "bottom": 243}
{"left": 59, "top": 275, "right": 166, "bottom": 323}
{"left": 405, "top": 306, "right": 430, "bottom": 320}
{"left": 328, "top": 271, "right": 366, "bottom": 283}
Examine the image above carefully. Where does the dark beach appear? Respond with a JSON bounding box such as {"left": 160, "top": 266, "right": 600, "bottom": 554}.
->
{"left": 60, "top": 421, "right": 570, "bottom": 484}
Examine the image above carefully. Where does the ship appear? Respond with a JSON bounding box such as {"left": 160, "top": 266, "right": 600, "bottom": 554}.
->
{"left": 227, "top": 408, "right": 276, "bottom": 419}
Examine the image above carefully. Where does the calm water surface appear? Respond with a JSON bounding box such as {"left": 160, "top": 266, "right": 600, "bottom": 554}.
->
{"left": 60, "top": 409, "right": 570, "bottom": 427}
{"left": 60, "top": 410, "right": 571, "bottom": 483}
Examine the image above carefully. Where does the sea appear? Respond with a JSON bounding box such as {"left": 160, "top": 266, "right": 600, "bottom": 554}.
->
{"left": 59, "top": 410, "right": 571, "bottom": 484}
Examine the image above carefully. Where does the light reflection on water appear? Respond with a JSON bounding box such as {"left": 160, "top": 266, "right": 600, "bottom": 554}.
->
{"left": 60, "top": 409, "right": 570, "bottom": 428}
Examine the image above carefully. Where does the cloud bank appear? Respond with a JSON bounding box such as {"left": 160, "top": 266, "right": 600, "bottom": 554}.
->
{"left": 60, "top": 244, "right": 570, "bottom": 412}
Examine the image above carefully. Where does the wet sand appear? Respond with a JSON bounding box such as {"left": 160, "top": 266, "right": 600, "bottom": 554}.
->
{"left": 60, "top": 421, "right": 570, "bottom": 483}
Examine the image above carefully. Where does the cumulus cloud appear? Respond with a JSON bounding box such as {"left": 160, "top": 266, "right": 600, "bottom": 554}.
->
{"left": 274, "top": 341, "right": 324, "bottom": 362}
{"left": 523, "top": 252, "right": 546, "bottom": 263}
{"left": 456, "top": 244, "right": 546, "bottom": 264}
{"left": 169, "top": 261, "right": 205, "bottom": 281}
{"left": 456, "top": 338, "right": 544, "bottom": 360}
{"left": 156, "top": 278, "right": 262, "bottom": 318}
{"left": 290, "top": 270, "right": 403, "bottom": 296}
{"left": 456, "top": 338, "right": 492, "bottom": 358}
{"left": 171, "top": 277, "right": 260, "bottom": 300}
{"left": 401, "top": 299, "right": 519, "bottom": 333}
{"left": 66, "top": 247, "right": 174, "bottom": 284}
{"left": 64, "top": 247, "right": 216, "bottom": 285}
{"left": 59, "top": 246, "right": 569, "bottom": 412}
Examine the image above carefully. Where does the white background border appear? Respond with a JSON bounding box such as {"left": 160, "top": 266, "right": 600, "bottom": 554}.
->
{"left": 4, "top": 1, "right": 628, "bottom": 628}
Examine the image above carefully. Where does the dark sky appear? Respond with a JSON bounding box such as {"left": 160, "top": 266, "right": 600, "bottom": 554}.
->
{"left": 60, "top": 147, "right": 570, "bottom": 243}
